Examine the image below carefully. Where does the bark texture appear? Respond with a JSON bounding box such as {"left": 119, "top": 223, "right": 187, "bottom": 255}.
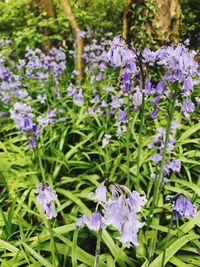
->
{"left": 60, "top": 0, "right": 84, "bottom": 80}
{"left": 40, "top": 0, "right": 56, "bottom": 50}
{"left": 153, "top": 0, "right": 181, "bottom": 44}
{"left": 122, "top": 0, "right": 133, "bottom": 43}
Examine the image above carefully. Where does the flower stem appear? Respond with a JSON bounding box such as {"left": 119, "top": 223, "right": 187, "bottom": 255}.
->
{"left": 136, "top": 54, "right": 145, "bottom": 191}
{"left": 161, "top": 213, "right": 174, "bottom": 267}
{"left": 36, "top": 144, "right": 46, "bottom": 183}
{"left": 136, "top": 93, "right": 145, "bottom": 190}
{"left": 147, "top": 87, "right": 177, "bottom": 227}
{"left": 48, "top": 220, "right": 58, "bottom": 267}
{"left": 126, "top": 95, "right": 131, "bottom": 187}
{"left": 94, "top": 229, "right": 102, "bottom": 267}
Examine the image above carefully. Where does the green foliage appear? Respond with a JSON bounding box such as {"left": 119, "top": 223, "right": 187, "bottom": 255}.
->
{"left": 181, "top": 0, "right": 200, "bottom": 49}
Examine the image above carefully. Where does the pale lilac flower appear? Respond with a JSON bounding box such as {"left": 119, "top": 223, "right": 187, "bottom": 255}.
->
{"left": 169, "top": 158, "right": 181, "bottom": 172}
{"left": 28, "top": 138, "right": 35, "bottom": 148}
{"left": 117, "top": 110, "right": 127, "bottom": 123}
{"left": 128, "top": 191, "right": 147, "bottom": 213}
{"left": 35, "top": 183, "right": 57, "bottom": 219}
{"left": 86, "top": 212, "right": 105, "bottom": 231}
{"left": 172, "top": 194, "right": 197, "bottom": 219}
{"left": 181, "top": 99, "right": 195, "bottom": 118}
{"left": 118, "top": 212, "right": 144, "bottom": 248}
{"left": 132, "top": 88, "right": 143, "bottom": 108}
{"left": 37, "top": 109, "right": 56, "bottom": 128}
{"left": 156, "top": 81, "right": 166, "bottom": 94}
{"left": 75, "top": 215, "right": 88, "bottom": 228}
{"left": 102, "top": 134, "right": 111, "bottom": 148}
{"left": 150, "top": 154, "right": 162, "bottom": 163}
{"left": 150, "top": 108, "right": 159, "bottom": 119}
{"left": 95, "top": 184, "right": 107, "bottom": 202}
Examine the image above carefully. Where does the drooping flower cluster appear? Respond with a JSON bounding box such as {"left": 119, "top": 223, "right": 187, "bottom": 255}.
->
{"left": 83, "top": 34, "right": 111, "bottom": 84}
{"left": 18, "top": 47, "right": 66, "bottom": 83}
{"left": 67, "top": 83, "right": 84, "bottom": 105}
{"left": 167, "top": 194, "right": 197, "bottom": 219}
{"left": 35, "top": 183, "right": 57, "bottom": 219}
{"left": 142, "top": 43, "right": 200, "bottom": 118}
{"left": 76, "top": 183, "right": 147, "bottom": 248}
{"left": 149, "top": 120, "right": 181, "bottom": 183}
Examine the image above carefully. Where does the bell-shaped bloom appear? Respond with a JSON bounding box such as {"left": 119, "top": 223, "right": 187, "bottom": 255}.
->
{"left": 95, "top": 184, "right": 107, "bottom": 202}
{"left": 86, "top": 212, "right": 105, "bottom": 231}
{"left": 181, "top": 99, "right": 195, "bottom": 118}
{"left": 172, "top": 194, "right": 197, "bottom": 219}
{"left": 128, "top": 191, "right": 147, "bottom": 213}
{"left": 35, "top": 184, "right": 57, "bottom": 219}
{"left": 102, "top": 134, "right": 111, "bottom": 148}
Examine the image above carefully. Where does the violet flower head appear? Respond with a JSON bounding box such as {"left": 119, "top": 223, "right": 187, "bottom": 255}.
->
{"left": 150, "top": 108, "right": 159, "bottom": 119}
{"left": 169, "top": 158, "right": 181, "bottom": 173}
{"left": 107, "top": 36, "right": 135, "bottom": 67}
{"left": 172, "top": 194, "right": 197, "bottom": 219}
{"left": 181, "top": 99, "right": 195, "bottom": 118}
{"left": 76, "top": 183, "right": 146, "bottom": 249}
{"left": 90, "top": 183, "right": 107, "bottom": 203}
{"left": 35, "top": 183, "right": 57, "bottom": 219}
{"left": 86, "top": 212, "right": 105, "bottom": 231}
{"left": 132, "top": 88, "right": 142, "bottom": 108}
{"left": 117, "top": 109, "right": 127, "bottom": 123}
{"left": 102, "top": 134, "right": 111, "bottom": 148}
{"left": 150, "top": 154, "right": 162, "bottom": 163}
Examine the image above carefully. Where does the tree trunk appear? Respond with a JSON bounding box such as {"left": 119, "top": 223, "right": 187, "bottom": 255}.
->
{"left": 153, "top": 0, "right": 181, "bottom": 44}
{"left": 60, "top": 0, "right": 84, "bottom": 80}
{"left": 40, "top": 0, "right": 56, "bottom": 50}
{"left": 122, "top": 0, "right": 133, "bottom": 43}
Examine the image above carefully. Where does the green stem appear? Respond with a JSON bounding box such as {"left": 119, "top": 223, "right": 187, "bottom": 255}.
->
{"left": 136, "top": 54, "right": 145, "bottom": 191}
{"left": 126, "top": 95, "right": 131, "bottom": 187}
{"left": 36, "top": 144, "right": 46, "bottom": 183}
{"left": 136, "top": 93, "right": 145, "bottom": 191}
{"left": 48, "top": 220, "right": 58, "bottom": 267}
{"left": 94, "top": 229, "right": 102, "bottom": 267}
{"left": 147, "top": 87, "right": 177, "bottom": 227}
{"left": 161, "top": 213, "right": 174, "bottom": 267}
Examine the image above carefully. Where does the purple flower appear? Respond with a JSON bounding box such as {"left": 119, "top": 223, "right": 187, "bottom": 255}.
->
{"left": 75, "top": 215, "right": 88, "bottom": 228}
{"left": 172, "top": 194, "right": 197, "bottom": 219}
{"left": 128, "top": 191, "right": 147, "bottom": 213}
{"left": 107, "top": 36, "right": 136, "bottom": 67}
{"left": 169, "top": 158, "right": 181, "bottom": 172}
{"left": 35, "top": 183, "right": 57, "bottom": 219}
{"left": 151, "top": 96, "right": 160, "bottom": 105}
{"left": 102, "top": 134, "right": 111, "bottom": 148}
{"left": 95, "top": 184, "right": 107, "bottom": 202}
{"left": 181, "top": 99, "right": 195, "bottom": 118}
{"left": 118, "top": 211, "right": 144, "bottom": 248}
{"left": 150, "top": 154, "right": 162, "bottom": 163}
{"left": 76, "top": 183, "right": 146, "bottom": 249}
{"left": 182, "top": 77, "right": 193, "bottom": 95}
{"left": 37, "top": 109, "right": 56, "bottom": 128}
{"left": 117, "top": 110, "right": 127, "bottom": 123}
{"left": 150, "top": 108, "right": 159, "bottom": 119}
{"left": 156, "top": 81, "right": 166, "bottom": 94}
{"left": 86, "top": 212, "right": 105, "bottom": 231}
{"left": 145, "top": 79, "right": 153, "bottom": 94}
{"left": 28, "top": 138, "right": 35, "bottom": 148}
{"left": 74, "top": 88, "right": 84, "bottom": 105}
{"left": 132, "top": 88, "right": 142, "bottom": 108}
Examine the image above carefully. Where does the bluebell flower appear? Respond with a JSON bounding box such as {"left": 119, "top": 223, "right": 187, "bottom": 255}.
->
{"left": 150, "top": 108, "right": 159, "bottom": 119}
{"left": 181, "top": 99, "right": 195, "bottom": 118}
{"left": 102, "top": 134, "right": 111, "bottom": 148}
{"left": 35, "top": 183, "right": 57, "bottom": 219}
{"left": 172, "top": 194, "right": 197, "bottom": 219}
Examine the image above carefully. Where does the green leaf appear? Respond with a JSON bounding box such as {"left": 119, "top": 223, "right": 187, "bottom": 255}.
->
{"left": 148, "top": 233, "right": 199, "bottom": 267}
{"left": 21, "top": 241, "right": 52, "bottom": 267}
